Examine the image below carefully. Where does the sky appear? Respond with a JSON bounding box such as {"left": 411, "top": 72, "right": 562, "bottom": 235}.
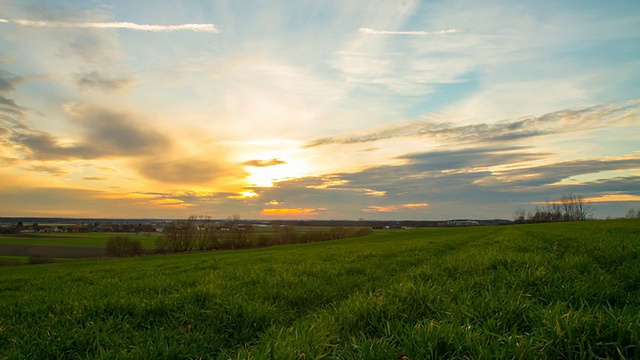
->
{"left": 0, "top": 0, "right": 639, "bottom": 220}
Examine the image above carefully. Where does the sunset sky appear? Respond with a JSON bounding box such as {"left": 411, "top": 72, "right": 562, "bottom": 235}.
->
{"left": 1, "top": 0, "right": 639, "bottom": 220}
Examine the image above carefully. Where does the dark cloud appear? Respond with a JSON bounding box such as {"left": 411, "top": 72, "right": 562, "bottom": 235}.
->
{"left": 306, "top": 101, "right": 640, "bottom": 147}
{"left": 75, "top": 71, "right": 134, "bottom": 92}
{"left": 242, "top": 158, "right": 287, "bottom": 167}
{"left": 83, "top": 176, "right": 106, "bottom": 181}
{"left": 10, "top": 105, "right": 172, "bottom": 160}
{"left": 0, "top": 70, "right": 23, "bottom": 93}
{"left": 137, "top": 158, "right": 247, "bottom": 185}
{"left": 0, "top": 69, "right": 27, "bottom": 126}
{"left": 246, "top": 147, "right": 640, "bottom": 219}
{"left": 11, "top": 132, "right": 100, "bottom": 160}
{"left": 25, "top": 164, "right": 68, "bottom": 176}
{"left": 398, "top": 146, "right": 548, "bottom": 171}
{"left": 73, "top": 106, "right": 171, "bottom": 156}
{"left": 485, "top": 157, "right": 640, "bottom": 187}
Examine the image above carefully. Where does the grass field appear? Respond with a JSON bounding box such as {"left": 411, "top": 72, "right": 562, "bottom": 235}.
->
{"left": 0, "top": 232, "right": 159, "bottom": 249}
{"left": 0, "top": 220, "right": 639, "bottom": 358}
{"left": 0, "top": 255, "right": 29, "bottom": 265}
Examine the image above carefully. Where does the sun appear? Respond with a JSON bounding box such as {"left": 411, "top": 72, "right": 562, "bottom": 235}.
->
{"left": 241, "top": 146, "right": 313, "bottom": 187}
{"left": 246, "top": 161, "right": 311, "bottom": 187}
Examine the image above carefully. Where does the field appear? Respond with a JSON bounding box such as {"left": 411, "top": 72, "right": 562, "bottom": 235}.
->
{"left": 0, "top": 220, "right": 639, "bottom": 358}
{"left": 0, "top": 232, "right": 159, "bottom": 249}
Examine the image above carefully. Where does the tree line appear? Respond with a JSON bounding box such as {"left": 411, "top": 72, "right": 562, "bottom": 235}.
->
{"left": 514, "top": 193, "right": 593, "bottom": 223}
{"left": 151, "top": 214, "right": 373, "bottom": 254}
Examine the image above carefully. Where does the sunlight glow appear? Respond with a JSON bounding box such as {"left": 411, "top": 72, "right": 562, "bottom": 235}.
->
{"left": 229, "top": 191, "right": 258, "bottom": 199}
{"left": 261, "top": 208, "right": 319, "bottom": 217}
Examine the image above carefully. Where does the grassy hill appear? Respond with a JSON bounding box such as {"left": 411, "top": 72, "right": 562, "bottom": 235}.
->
{"left": 1, "top": 220, "right": 638, "bottom": 358}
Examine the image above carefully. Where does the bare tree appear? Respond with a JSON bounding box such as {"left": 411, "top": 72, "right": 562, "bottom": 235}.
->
{"left": 516, "top": 193, "right": 593, "bottom": 223}
{"left": 157, "top": 218, "right": 196, "bottom": 253}
{"left": 277, "top": 224, "right": 298, "bottom": 244}
{"left": 193, "top": 215, "right": 220, "bottom": 251}
{"left": 573, "top": 194, "right": 593, "bottom": 221}
{"left": 226, "top": 214, "right": 254, "bottom": 249}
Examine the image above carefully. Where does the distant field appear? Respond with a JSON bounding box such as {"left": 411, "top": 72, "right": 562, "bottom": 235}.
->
{"left": 0, "top": 220, "right": 638, "bottom": 358}
{"left": 0, "top": 255, "right": 29, "bottom": 265}
{"left": 0, "top": 232, "right": 159, "bottom": 249}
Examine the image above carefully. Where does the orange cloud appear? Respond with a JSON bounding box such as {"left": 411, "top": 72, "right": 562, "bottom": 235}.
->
{"left": 228, "top": 191, "right": 258, "bottom": 199}
{"left": 401, "top": 203, "right": 430, "bottom": 208}
{"left": 363, "top": 203, "right": 430, "bottom": 212}
{"left": 362, "top": 206, "right": 397, "bottom": 213}
{"left": 261, "top": 208, "right": 319, "bottom": 217}
{"left": 583, "top": 194, "right": 640, "bottom": 203}
{"left": 149, "top": 198, "right": 195, "bottom": 207}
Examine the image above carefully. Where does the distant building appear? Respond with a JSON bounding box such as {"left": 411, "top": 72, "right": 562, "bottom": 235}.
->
{"left": 448, "top": 220, "right": 480, "bottom": 226}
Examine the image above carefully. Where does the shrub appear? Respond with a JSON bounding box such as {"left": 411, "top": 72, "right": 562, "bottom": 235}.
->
{"left": 106, "top": 236, "right": 142, "bottom": 257}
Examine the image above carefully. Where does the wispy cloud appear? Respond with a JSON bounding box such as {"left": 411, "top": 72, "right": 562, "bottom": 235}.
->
{"left": 75, "top": 71, "right": 134, "bottom": 92}
{"left": 306, "top": 101, "right": 640, "bottom": 147}
{"left": 243, "top": 158, "right": 287, "bottom": 167}
{"left": 1, "top": 19, "right": 218, "bottom": 32}
{"left": 359, "top": 27, "right": 461, "bottom": 35}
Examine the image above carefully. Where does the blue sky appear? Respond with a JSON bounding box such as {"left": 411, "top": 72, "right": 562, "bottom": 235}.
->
{"left": 0, "top": 0, "right": 639, "bottom": 219}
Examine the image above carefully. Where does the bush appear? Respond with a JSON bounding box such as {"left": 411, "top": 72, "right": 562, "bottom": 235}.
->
{"left": 106, "top": 236, "right": 142, "bottom": 257}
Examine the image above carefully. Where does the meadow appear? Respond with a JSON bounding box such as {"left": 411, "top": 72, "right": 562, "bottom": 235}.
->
{"left": 0, "top": 219, "right": 638, "bottom": 358}
{"left": 0, "top": 232, "right": 159, "bottom": 249}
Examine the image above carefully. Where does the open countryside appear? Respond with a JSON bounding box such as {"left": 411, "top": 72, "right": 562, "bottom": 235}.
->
{"left": 2, "top": 0, "right": 640, "bottom": 358}
{"left": 1, "top": 219, "right": 639, "bottom": 358}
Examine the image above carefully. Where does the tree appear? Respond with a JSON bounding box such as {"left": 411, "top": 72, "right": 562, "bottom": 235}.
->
{"left": 157, "top": 219, "right": 197, "bottom": 253}
{"left": 193, "top": 215, "right": 220, "bottom": 251}
{"left": 106, "top": 235, "right": 142, "bottom": 257}
{"left": 277, "top": 225, "right": 298, "bottom": 244}
{"left": 225, "top": 214, "right": 253, "bottom": 249}
{"left": 515, "top": 193, "right": 593, "bottom": 223}
{"left": 561, "top": 193, "right": 592, "bottom": 221}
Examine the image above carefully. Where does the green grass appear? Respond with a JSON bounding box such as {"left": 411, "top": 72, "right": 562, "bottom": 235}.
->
{"left": 0, "top": 232, "right": 159, "bottom": 249}
{"left": 0, "top": 220, "right": 639, "bottom": 358}
{"left": 0, "top": 255, "right": 29, "bottom": 265}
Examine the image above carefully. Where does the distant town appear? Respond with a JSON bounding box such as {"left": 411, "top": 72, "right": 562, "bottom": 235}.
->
{"left": 0, "top": 217, "right": 513, "bottom": 234}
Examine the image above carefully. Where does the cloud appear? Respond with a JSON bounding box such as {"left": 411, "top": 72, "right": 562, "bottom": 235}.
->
{"left": 306, "top": 101, "right": 640, "bottom": 147}
{"left": 10, "top": 105, "right": 171, "bottom": 160}
{"left": 359, "top": 27, "right": 461, "bottom": 35}
{"left": 26, "top": 164, "right": 68, "bottom": 176}
{"left": 0, "top": 69, "right": 23, "bottom": 93}
{"left": 261, "top": 208, "right": 320, "bottom": 217}
{"left": 137, "top": 158, "right": 246, "bottom": 185}
{"left": 83, "top": 176, "right": 106, "bottom": 181}
{"left": 398, "top": 146, "right": 548, "bottom": 172}
{"left": 0, "top": 69, "right": 27, "bottom": 126}
{"left": 362, "top": 206, "right": 396, "bottom": 213}
{"left": 402, "top": 203, "right": 430, "bottom": 208}
{"left": 2, "top": 19, "right": 218, "bottom": 32}
{"left": 75, "top": 71, "right": 134, "bottom": 92}
{"left": 583, "top": 194, "right": 640, "bottom": 203}
{"left": 149, "top": 198, "right": 196, "bottom": 208}
{"left": 11, "top": 132, "right": 101, "bottom": 160}
{"left": 243, "top": 158, "right": 287, "bottom": 167}
{"left": 483, "top": 156, "right": 640, "bottom": 188}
